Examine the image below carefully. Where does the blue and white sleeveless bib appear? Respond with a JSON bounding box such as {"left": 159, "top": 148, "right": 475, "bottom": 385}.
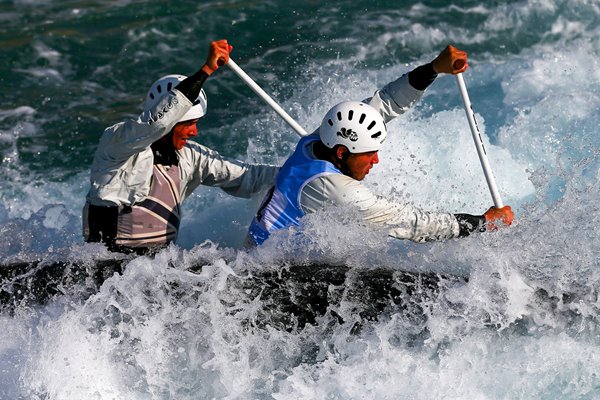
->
{"left": 248, "top": 134, "right": 341, "bottom": 245}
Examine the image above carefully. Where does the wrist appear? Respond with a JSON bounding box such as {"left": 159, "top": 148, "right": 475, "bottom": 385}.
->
{"left": 201, "top": 64, "right": 215, "bottom": 76}
{"left": 455, "top": 213, "right": 486, "bottom": 237}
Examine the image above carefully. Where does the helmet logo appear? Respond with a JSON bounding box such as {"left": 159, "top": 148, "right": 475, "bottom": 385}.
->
{"left": 337, "top": 127, "right": 358, "bottom": 142}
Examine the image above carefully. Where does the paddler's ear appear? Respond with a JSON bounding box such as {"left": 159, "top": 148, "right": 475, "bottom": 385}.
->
{"left": 336, "top": 145, "right": 350, "bottom": 161}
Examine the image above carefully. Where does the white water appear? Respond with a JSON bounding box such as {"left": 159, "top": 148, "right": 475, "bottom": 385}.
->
{"left": 2, "top": 2, "right": 600, "bottom": 399}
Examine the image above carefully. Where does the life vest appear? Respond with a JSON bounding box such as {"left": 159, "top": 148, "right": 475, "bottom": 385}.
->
{"left": 248, "top": 134, "right": 341, "bottom": 245}
{"left": 114, "top": 164, "right": 182, "bottom": 248}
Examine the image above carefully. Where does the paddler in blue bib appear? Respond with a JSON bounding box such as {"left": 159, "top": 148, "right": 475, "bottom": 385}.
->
{"left": 247, "top": 45, "right": 514, "bottom": 246}
{"left": 83, "top": 40, "right": 279, "bottom": 254}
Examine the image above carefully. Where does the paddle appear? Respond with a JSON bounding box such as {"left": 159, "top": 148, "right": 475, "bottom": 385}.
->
{"left": 454, "top": 62, "right": 504, "bottom": 208}
{"left": 221, "top": 56, "right": 504, "bottom": 207}
{"left": 222, "top": 58, "right": 309, "bottom": 137}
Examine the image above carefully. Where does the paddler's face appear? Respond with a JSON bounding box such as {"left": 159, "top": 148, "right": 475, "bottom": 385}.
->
{"left": 339, "top": 148, "right": 379, "bottom": 181}
{"left": 171, "top": 119, "right": 199, "bottom": 150}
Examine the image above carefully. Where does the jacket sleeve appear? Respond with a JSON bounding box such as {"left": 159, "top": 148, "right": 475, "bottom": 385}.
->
{"left": 96, "top": 90, "right": 192, "bottom": 163}
{"left": 301, "top": 174, "right": 460, "bottom": 242}
{"left": 179, "top": 143, "right": 279, "bottom": 199}
{"left": 362, "top": 73, "right": 425, "bottom": 124}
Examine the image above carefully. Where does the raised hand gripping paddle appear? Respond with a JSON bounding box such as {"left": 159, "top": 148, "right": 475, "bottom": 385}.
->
{"left": 454, "top": 63, "right": 504, "bottom": 208}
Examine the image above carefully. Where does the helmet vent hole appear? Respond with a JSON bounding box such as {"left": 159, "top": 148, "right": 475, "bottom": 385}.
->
{"left": 156, "top": 85, "right": 162, "bottom": 94}
{"left": 367, "top": 121, "right": 376, "bottom": 130}
{"left": 167, "top": 82, "right": 173, "bottom": 91}
{"left": 327, "top": 119, "right": 333, "bottom": 126}
{"left": 149, "top": 93, "right": 155, "bottom": 100}
{"left": 348, "top": 110, "right": 354, "bottom": 120}
{"left": 359, "top": 113, "right": 366, "bottom": 123}
{"left": 337, "top": 112, "right": 342, "bottom": 121}
{"left": 371, "top": 132, "right": 381, "bottom": 139}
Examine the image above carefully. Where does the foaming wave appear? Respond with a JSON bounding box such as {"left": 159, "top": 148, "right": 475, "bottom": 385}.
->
{"left": 375, "top": 108, "right": 533, "bottom": 213}
{"left": 0, "top": 106, "right": 36, "bottom": 123}
{"left": 499, "top": 40, "right": 600, "bottom": 163}
{"left": 10, "top": 179, "right": 599, "bottom": 399}
{"left": 15, "top": 245, "right": 310, "bottom": 398}
{"left": 0, "top": 171, "right": 88, "bottom": 259}
{"left": 16, "top": 67, "right": 65, "bottom": 83}
{"left": 0, "top": 106, "right": 38, "bottom": 152}
{"left": 274, "top": 328, "right": 600, "bottom": 399}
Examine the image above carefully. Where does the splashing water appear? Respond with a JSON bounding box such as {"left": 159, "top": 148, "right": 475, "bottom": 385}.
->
{"left": 1, "top": 0, "right": 600, "bottom": 398}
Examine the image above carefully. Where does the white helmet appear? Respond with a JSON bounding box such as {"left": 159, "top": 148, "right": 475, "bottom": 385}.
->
{"left": 144, "top": 74, "right": 208, "bottom": 122}
{"left": 319, "top": 101, "right": 387, "bottom": 153}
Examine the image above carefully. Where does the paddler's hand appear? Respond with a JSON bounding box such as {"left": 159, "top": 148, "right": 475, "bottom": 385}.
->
{"left": 202, "top": 39, "right": 233, "bottom": 75}
{"left": 432, "top": 45, "right": 468, "bottom": 75}
{"left": 484, "top": 205, "right": 514, "bottom": 231}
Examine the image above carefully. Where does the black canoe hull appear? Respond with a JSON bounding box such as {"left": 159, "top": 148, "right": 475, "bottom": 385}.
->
{"left": 1, "top": 257, "right": 466, "bottom": 330}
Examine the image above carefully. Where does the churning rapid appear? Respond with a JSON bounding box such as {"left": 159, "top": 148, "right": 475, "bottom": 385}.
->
{"left": 1, "top": 1, "right": 599, "bottom": 398}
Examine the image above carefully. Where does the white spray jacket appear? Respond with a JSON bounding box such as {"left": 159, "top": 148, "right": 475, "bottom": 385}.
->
{"left": 299, "top": 74, "right": 460, "bottom": 242}
{"left": 86, "top": 89, "right": 279, "bottom": 207}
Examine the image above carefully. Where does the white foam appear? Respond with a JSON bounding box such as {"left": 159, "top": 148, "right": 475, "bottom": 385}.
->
{"left": 374, "top": 108, "right": 534, "bottom": 212}
{"left": 0, "top": 106, "right": 36, "bottom": 122}
{"left": 33, "top": 41, "right": 62, "bottom": 66}
{"left": 16, "top": 67, "right": 65, "bottom": 82}
{"left": 274, "top": 330, "right": 600, "bottom": 399}
{"left": 3, "top": 1, "right": 600, "bottom": 398}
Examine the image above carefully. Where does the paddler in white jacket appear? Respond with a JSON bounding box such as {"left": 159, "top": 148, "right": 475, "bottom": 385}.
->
{"left": 84, "top": 40, "right": 278, "bottom": 253}
{"left": 247, "top": 45, "right": 514, "bottom": 246}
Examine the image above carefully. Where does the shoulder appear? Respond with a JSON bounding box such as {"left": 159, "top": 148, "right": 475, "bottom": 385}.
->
{"left": 98, "top": 120, "right": 128, "bottom": 141}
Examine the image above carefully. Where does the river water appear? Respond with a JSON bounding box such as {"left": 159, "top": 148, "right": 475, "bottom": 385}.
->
{"left": 1, "top": 0, "right": 599, "bottom": 398}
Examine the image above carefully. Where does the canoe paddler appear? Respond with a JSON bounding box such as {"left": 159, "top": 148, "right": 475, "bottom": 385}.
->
{"left": 83, "top": 40, "right": 278, "bottom": 254}
{"left": 247, "top": 45, "right": 514, "bottom": 246}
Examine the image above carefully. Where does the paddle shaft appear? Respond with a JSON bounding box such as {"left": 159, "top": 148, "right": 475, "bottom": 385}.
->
{"left": 455, "top": 73, "right": 504, "bottom": 208}
{"left": 226, "top": 59, "right": 308, "bottom": 137}
{"left": 224, "top": 59, "right": 503, "bottom": 205}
